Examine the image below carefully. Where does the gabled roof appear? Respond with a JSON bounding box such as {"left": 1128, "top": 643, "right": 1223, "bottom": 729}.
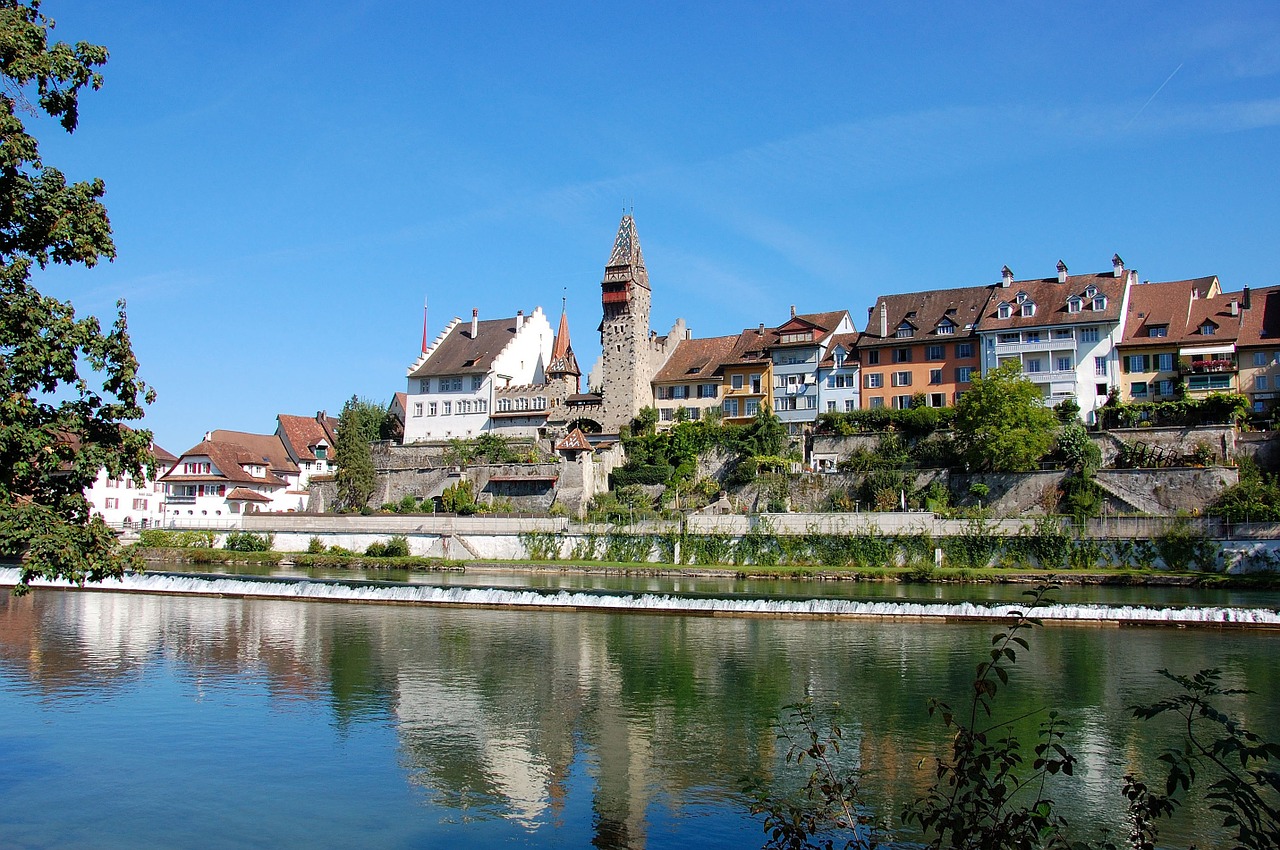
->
{"left": 773, "top": 310, "right": 850, "bottom": 347}
{"left": 652, "top": 334, "right": 738, "bottom": 383}
{"left": 859, "top": 284, "right": 991, "bottom": 348}
{"left": 722, "top": 326, "right": 776, "bottom": 367}
{"left": 820, "top": 333, "right": 861, "bottom": 368}
{"left": 225, "top": 487, "right": 272, "bottom": 502}
{"left": 408, "top": 314, "right": 533, "bottom": 379}
{"left": 160, "top": 440, "right": 289, "bottom": 487}
{"left": 555, "top": 429, "right": 593, "bottom": 452}
{"left": 209, "top": 430, "right": 298, "bottom": 475}
{"left": 276, "top": 414, "right": 337, "bottom": 463}
{"left": 977, "top": 271, "right": 1128, "bottom": 331}
{"left": 1121, "top": 277, "right": 1241, "bottom": 348}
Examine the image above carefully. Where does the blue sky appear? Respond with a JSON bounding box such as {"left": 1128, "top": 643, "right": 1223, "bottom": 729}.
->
{"left": 32, "top": 1, "right": 1280, "bottom": 453}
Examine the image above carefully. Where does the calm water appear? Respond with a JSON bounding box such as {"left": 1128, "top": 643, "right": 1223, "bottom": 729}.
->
{"left": 1, "top": 579, "right": 1278, "bottom": 849}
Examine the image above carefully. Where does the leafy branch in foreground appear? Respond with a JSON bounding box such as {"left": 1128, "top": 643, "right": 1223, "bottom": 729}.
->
{"left": 750, "top": 583, "right": 1280, "bottom": 849}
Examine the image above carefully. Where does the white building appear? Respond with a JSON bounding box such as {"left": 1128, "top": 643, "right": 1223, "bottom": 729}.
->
{"left": 403, "top": 307, "right": 554, "bottom": 443}
{"left": 976, "top": 258, "right": 1135, "bottom": 422}
{"left": 276, "top": 412, "right": 339, "bottom": 489}
{"left": 816, "top": 332, "right": 861, "bottom": 415}
{"left": 84, "top": 441, "right": 178, "bottom": 528}
{"left": 159, "top": 434, "right": 300, "bottom": 521}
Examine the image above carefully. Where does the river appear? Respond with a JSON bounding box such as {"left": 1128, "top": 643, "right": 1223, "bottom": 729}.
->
{"left": 1, "top": 566, "right": 1277, "bottom": 849}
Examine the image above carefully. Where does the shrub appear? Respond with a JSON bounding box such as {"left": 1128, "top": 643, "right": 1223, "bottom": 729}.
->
{"left": 382, "top": 535, "right": 410, "bottom": 557}
{"left": 307, "top": 536, "right": 326, "bottom": 554}
{"left": 136, "top": 529, "right": 216, "bottom": 549}
{"left": 223, "top": 531, "right": 274, "bottom": 552}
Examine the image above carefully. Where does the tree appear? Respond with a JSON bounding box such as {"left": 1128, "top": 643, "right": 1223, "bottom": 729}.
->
{"left": 334, "top": 396, "right": 384, "bottom": 510}
{"left": 953, "top": 361, "right": 1056, "bottom": 472}
{"left": 0, "top": 1, "right": 155, "bottom": 594}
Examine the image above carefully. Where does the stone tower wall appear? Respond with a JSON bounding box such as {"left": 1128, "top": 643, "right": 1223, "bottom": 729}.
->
{"left": 600, "top": 283, "right": 652, "bottom": 432}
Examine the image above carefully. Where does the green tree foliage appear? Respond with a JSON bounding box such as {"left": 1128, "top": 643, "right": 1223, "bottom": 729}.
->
{"left": 953, "top": 361, "right": 1056, "bottom": 472}
{"left": 0, "top": 2, "right": 157, "bottom": 594}
{"left": 334, "top": 395, "right": 384, "bottom": 510}
{"left": 1212, "top": 457, "right": 1280, "bottom": 522}
{"left": 440, "top": 478, "right": 476, "bottom": 514}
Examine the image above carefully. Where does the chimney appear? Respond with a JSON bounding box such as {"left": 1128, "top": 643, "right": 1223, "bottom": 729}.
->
{"left": 1112, "top": 254, "right": 1125, "bottom": 277}
{"left": 515, "top": 309, "right": 524, "bottom": 330}
{"left": 1243, "top": 285, "right": 1252, "bottom": 310}
{"left": 471, "top": 308, "right": 479, "bottom": 338}
{"left": 1057, "top": 260, "right": 1068, "bottom": 284}
{"left": 1230, "top": 300, "right": 1240, "bottom": 317}
{"left": 1001, "top": 265, "right": 1013, "bottom": 288}
{"left": 879, "top": 302, "right": 888, "bottom": 338}
{"left": 757, "top": 322, "right": 764, "bottom": 335}
{"left": 790, "top": 305, "right": 796, "bottom": 318}
{"left": 203, "top": 431, "right": 212, "bottom": 442}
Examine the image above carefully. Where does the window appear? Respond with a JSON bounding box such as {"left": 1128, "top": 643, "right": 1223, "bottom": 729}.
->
{"left": 780, "top": 330, "right": 814, "bottom": 344}
{"left": 1025, "top": 359, "right": 1042, "bottom": 373}
{"left": 731, "top": 374, "right": 744, "bottom": 390}
{"left": 1053, "top": 329, "right": 1073, "bottom": 339}
{"left": 413, "top": 402, "right": 423, "bottom": 417}
{"left": 893, "top": 395, "right": 913, "bottom": 410}
{"left": 133, "top": 498, "right": 148, "bottom": 511}
{"left": 1255, "top": 351, "right": 1269, "bottom": 367}
{"left": 803, "top": 396, "right": 817, "bottom": 410}
{"left": 1157, "top": 353, "right": 1174, "bottom": 372}
{"left": 926, "top": 345, "right": 944, "bottom": 360}
{"left": 865, "top": 350, "right": 880, "bottom": 365}
{"left": 419, "top": 379, "right": 429, "bottom": 393}
{"left": 750, "top": 374, "right": 762, "bottom": 393}
{"left": 1200, "top": 323, "right": 1216, "bottom": 336}
{"left": 442, "top": 401, "right": 452, "bottom": 415}
{"left": 1083, "top": 285, "right": 1098, "bottom": 298}
{"left": 936, "top": 322, "right": 955, "bottom": 336}
{"left": 997, "top": 303, "right": 1012, "bottom": 319}
{"left": 1056, "top": 356, "right": 1073, "bottom": 372}
{"left": 1258, "top": 375, "right": 1271, "bottom": 390}
{"left": 1080, "top": 327, "right": 1100, "bottom": 343}
{"left": 895, "top": 323, "right": 914, "bottom": 339}
{"left": 498, "top": 397, "right": 513, "bottom": 411}
{"left": 515, "top": 397, "right": 530, "bottom": 411}
{"left": 1132, "top": 381, "right": 1148, "bottom": 398}
{"left": 930, "top": 393, "right": 945, "bottom": 408}
{"left": 724, "top": 398, "right": 739, "bottom": 417}
{"left": 533, "top": 396, "right": 547, "bottom": 410}
{"left": 827, "top": 401, "right": 837, "bottom": 412}
{"left": 1067, "top": 297, "right": 1082, "bottom": 313}
{"left": 700, "top": 384, "right": 717, "bottom": 398}
{"left": 929, "top": 368, "right": 942, "bottom": 385}
{"left": 865, "top": 373, "right": 883, "bottom": 389}
{"left": 1092, "top": 297, "right": 1107, "bottom": 311}
{"left": 1188, "top": 374, "right": 1232, "bottom": 390}
{"left": 998, "top": 332, "right": 1019, "bottom": 344}
{"left": 892, "top": 371, "right": 912, "bottom": 387}
{"left": 428, "top": 402, "right": 438, "bottom": 416}
{"left": 774, "top": 375, "right": 786, "bottom": 389}
{"left": 672, "top": 385, "right": 688, "bottom": 399}
{"left": 894, "top": 348, "right": 912, "bottom": 363}
{"left": 1156, "top": 380, "right": 1173, "bottom": 396}
{"left": 1148, "top": 325, "right": 1168, "bottom": 338}
{"left": 845, "top": 400, "right": 856, "bottom": 412}
{"left": 956, "top": 366, "right": 973, "bottom": 383}
{"left": 1020, "top": 302, "right": 1036, "bottom": 317}
{"left": 1126, "top": 354, "right": 1151, "bottom": 373}
{"left": 1024, "top": 331, "right": 1042, "bottom": 343}
{"left": 869, "top": 397, "right": 884, "bottom": 408}
{"left": 774, "top": 396, "right": 795, "bottom": 411}
{"left": 103, "top": 497, "right": 118, "bottom": 510}
{"left": 745, "top": 400, "right": 759, "bottom": 416}
{"left": 457, "top": 400, "right": 470, "bottom": 414}
{"left": 1095, "top": 356, "right": 1107, "bottom": 377}
{"left": 956, "top": 342, "right": 974, "bottom": 358}
{"left": 660, "top": 408, "right": 673, "bottom": 421}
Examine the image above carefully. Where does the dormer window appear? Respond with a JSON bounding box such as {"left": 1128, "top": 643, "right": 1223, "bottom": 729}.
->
{"left": 1067, "top": 297, "right": 1082, "bottom": 313}
{"left": 1147, "top": 325, "right": 1167, "bottom": 338}
{"left": 895, "top": 322, "right": 914, "bottom": 339}
{"left": 1201, "top": 322, "right": 1217, "bottom": 336}
{"left": 1083, "top": 285, "right": 1098, "bottom": 298}
{"left": 1092, "top": 296, "right": 1107, "bottom": 311}
{"left": 1020, "top": 301, "right": 1036, "bottom": 317}
{"left": 935, "top": 319, "right": 955, "bottom": 336}
{"left": 779, "top": 330, "right": 814, "bottom": 344}
{"left": 1015, "top": 291, "right": 1028, "bottom": 304}
{"left": 997, "top": 302, "right": 1012, "bottom": 320}
{"left": 314, "top": 446, "right": 327, "bottom": 460}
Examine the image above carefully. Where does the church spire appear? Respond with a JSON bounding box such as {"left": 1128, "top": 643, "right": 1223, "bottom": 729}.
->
{"left": 606, "top": 214, "right": 647, "bottom": 288}
{"left": 548, "top": 299, "right": 581, "bottom": 383}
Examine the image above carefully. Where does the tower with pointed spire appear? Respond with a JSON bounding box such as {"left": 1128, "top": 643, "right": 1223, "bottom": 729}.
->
{"left": 546, "top": 300, "right": 581, "bottom": 396}
{"left": 598, "top": 215, "right": 655, "bottom": 431}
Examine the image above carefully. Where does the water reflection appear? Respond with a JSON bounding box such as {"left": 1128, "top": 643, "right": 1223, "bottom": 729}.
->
{"left": 1, "top": 588, "right": 1278, "bottom": 849}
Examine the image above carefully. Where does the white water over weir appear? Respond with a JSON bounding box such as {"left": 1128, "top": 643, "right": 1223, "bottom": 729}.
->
{"left": 3, "top": 568, "right": 1279, "bottom": 628}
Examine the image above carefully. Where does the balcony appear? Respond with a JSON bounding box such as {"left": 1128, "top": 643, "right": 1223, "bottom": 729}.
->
{"left": 1181, "top": 359, "right": 1237, "bottom": 375}
{"left": 166, "top": 495, "right": 197, "bottom": 505}
{"left": 991, "top": 339, "right": 1060, "bottom": 355}
{"left": 1022, "top": 368, "right": 1076, "bottom": 385}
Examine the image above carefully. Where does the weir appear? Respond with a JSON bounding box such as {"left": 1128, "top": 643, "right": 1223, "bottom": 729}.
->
{"left": 3, "top": 568, "right": 1279, "bottom": 628}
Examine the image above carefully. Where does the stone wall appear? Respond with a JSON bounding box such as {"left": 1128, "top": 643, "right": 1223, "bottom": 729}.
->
{"left": 1090, "top": 425, "right": 1235, "bottom": 467}
{"left": 1236, "top": 431, "right": 1280, "bottom": 471}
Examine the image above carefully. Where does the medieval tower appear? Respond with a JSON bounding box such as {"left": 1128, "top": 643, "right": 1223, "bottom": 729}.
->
{"left": 594, "top": 214, "right": 686, "bottom": 432}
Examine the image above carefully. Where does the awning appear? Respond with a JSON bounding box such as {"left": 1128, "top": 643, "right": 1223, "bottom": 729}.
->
{"left": 1179, "top": 344, "right": 1236, "bottom": 357}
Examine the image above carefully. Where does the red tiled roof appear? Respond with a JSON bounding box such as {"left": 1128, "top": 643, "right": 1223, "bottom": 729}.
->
{"left": 276, "top": 414, "right": 336, "bottom": 463}
{"left": 820, "top": 332, "right": 861, "bottom": 367}
{"left": 555, "top": 428, "right": 592, "bottom": 451}
{"left": 161, "top": 440, "right": 289, "bottom": 487}
{"left": 210, "top": 430, "right": 298, "bottom": 475}
{"left": 653, "top": 334, "right": 739, "bottom": 383}
{"left": 1238, "top": 285, "right": 1280, "bottom": 347}
{"left": 1121, "top": 277, "right": 1243, "bottom": 348}
{"left": 225, "top": 487, "right": 272, "bottom": 502}
{"left": 859, "top": 284, "right": 991, "bottom": 348}
{"left": 978, "top": 271, "right": 1128, "bottom": 331}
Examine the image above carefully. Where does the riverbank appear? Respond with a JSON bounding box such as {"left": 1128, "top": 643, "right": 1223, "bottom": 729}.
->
{"left": 134, "top": 548, "right": 1280, "bottom": 589}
